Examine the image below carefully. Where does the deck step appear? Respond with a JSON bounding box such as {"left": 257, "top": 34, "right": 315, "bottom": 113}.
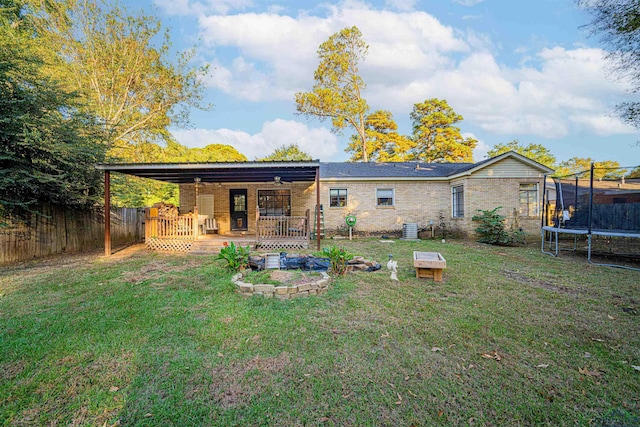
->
{"left": 189, "top": 238, "right": 257, "bottom": 254}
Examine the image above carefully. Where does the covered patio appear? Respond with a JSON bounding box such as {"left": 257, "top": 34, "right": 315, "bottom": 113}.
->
{"left": 96, "top": 161, "right": 322, "bottom": 255}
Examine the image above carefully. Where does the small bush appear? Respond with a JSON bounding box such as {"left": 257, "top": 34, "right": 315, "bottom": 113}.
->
{"left": 215, "top": 242, "right": 251, "bottom": 272}
{"left": 472, "top": 207, "right": 525, "bottom": 246}
{"left": 322, "top": 245, "right": 353, "bottom": 276}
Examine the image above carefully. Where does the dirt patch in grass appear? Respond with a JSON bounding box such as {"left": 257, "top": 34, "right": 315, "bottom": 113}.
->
{"left": 1, "top": 244, "right": 148, "bottom": 276}
{"left": 121, "top": 258, "right": 203, "bottom": 285}
{"left": 503, "top": 269, "right": 581, "bottom": 295}
{"left": 14, "top": 351, "right": 134, "bottom": 426}
{"left": 0, "top": 360, "right": 26, "bottom": 381}
{"left": 204, "top": 352, "right": 293, "bottom": 409}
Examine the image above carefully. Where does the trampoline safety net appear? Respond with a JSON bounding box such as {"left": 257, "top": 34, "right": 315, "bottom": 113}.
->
{"left": 547, "top": 175, "right": 640, "bottom": 233}
{"left": 542, "top": 164, "right": 640, "bottom": 270}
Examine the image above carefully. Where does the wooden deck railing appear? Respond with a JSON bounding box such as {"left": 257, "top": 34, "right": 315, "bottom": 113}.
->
{"left": 145, "top": 211, "right": 196, "bottom": 240}
{"left": 256, "top": 208, "right": 310, "bottom": 247}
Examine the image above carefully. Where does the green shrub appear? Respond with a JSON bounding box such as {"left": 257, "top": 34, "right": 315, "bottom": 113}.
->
{"left": 322, "top": 245, "right": 353, "bottom": 276}
{"left": 215, "top": 242, "right": 251, "bottom": 272}
{"left": 472, "top": 207, "right": 525, "bottom": 246}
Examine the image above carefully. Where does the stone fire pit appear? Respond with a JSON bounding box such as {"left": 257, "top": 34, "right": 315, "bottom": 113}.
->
{"left": 231, "top": 270, "right": 330, "bottom": 299}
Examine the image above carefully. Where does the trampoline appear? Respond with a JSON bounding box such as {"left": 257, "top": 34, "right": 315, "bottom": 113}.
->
{"left": 541, "top": 163, "right": 640, "bottom": 271}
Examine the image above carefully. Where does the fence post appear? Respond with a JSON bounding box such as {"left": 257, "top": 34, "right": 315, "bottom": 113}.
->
{"left": 104, "top": 171, "right": 111, "bottom": 256}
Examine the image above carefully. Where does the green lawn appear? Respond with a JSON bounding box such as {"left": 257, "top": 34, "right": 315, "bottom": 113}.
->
{"left": 1, "top": 239, "right": 639, "bottom": 426}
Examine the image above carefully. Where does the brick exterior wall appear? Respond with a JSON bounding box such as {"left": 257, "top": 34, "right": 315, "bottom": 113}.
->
{"left": 179, "top": 170, "right": 545, "bottom": 238}
{"left": 463, "top": 177, "right": 543, "bottom": 235}
{"left": 321, "top": 180, "right": 451, "bottom": 234}
{"left": 180, "top": 182, "right": 315, "bottom": 235}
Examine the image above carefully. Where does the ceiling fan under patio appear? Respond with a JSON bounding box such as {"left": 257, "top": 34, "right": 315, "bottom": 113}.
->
{"left": 271, "top": 176, "right": 290, "bottom": 185}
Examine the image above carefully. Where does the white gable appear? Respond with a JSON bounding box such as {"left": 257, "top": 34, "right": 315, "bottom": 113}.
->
{"left": 470, "top": 157, "right": 547, "bottom": 179}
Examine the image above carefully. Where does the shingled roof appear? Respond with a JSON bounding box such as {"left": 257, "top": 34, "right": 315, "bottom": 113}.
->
{"left": 320, "top": 152, "right": 554, "bottom": 179}
{"left": 320, "top": 161, "right": 474, "bottom": 179}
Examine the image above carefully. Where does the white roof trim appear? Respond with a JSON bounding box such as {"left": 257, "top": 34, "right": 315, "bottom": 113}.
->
{"left": 320, "top": 176, "right": 449, "bottom": 182}
{"left": 446, "top": 151, "right": 554, "bottom": 179}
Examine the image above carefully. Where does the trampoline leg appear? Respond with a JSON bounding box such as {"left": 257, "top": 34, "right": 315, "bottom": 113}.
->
{"left": 587, "top": 235, "right": 592, "bottom": 264}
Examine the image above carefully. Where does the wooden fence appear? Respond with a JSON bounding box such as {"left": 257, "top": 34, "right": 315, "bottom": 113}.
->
{"left": 0, "top": 205, "right": 144, "bottom": 264}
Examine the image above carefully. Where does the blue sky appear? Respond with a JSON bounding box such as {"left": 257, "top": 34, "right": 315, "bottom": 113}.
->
{"left": 125, "top": 0, "right": 639, "bottom": 167}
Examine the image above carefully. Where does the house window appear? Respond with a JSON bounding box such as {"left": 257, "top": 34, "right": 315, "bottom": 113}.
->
{"left": 329, "top": 189, "right": 347, "bottom": 207}
{"left": 519, "top": 183, "right": 538, "bottom": 216}
{"left": 452, "top": 185, "right": 464, "bottom": 218}
{"left": 377, "top": 188, "right": 394, "bottom": 206}
{"left": 258, "top": 189, "right": 291, "bottom": 216}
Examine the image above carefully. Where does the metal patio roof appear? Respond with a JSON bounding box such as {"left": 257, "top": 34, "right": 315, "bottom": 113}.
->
{"left": 96, "top": 161, "right": 320, "bottom": 184}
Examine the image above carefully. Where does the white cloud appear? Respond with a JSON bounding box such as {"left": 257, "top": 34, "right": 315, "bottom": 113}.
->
{"left": 198, "top": 4, "right": 468, "bottom": 100}
{"left": 168, "top": 1, "right": 637, "bottom": 154}
{"left": 372, "top": 47, "right": 635, "bottom": 139}
{"left": 206, "top": 58, "right": 292, "bottom": 101}
{"left": 155, "top": 0, "right": 252, "bottom": 16}
{"left": 171, "top": 120, "right": 340, "bottom": 160}
{"left": 451, "top": 0, "right": 484, "bottom": 6}
{"left": 466, "top": 133, "right": 490, "bottom": 160}
{"left": 384, "top": 0, "right": 417, "bottom": 11}
{"left": 568, "top": 114, "right": 636, "bottom": 135}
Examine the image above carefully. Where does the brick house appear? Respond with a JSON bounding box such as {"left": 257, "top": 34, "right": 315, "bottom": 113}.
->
{"left": 317, "top": 152, "right": 552, "bottom": 236}
{"left": 176, "top": 151, "right": 551, "bottom": 236}
{"left": 98, "top": 151, "right": 552, "bottom": 253}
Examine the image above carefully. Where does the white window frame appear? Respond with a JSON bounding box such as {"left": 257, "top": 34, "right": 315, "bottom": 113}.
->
{"left": 452, "top": 185, "right": 464, "bottom": 218}
{"left": 376, "top": 188, "right": 395, "bottom": 207}
{"left": 519, "top": 183, "right": 539, "bottom": 216}
{"left": 329, "top": 189, "right": 348, "bottom": 207}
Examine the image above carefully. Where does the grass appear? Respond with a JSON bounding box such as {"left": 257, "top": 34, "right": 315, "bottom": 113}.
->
{"left": 0, "top": 239, "right": 639, "bottom": 426}
{"left": 242, "top": 269, "right": 324, "bottom": 286}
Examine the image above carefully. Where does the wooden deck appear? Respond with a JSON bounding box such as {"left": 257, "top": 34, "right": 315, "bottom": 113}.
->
{"left": 144, "top": 208, "right": 311, "bottom": 252}
{"left": 255, "top": 210, "right": 310, "bottom": 250}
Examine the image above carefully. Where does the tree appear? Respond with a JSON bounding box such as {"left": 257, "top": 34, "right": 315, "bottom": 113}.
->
{"left": 109, "top": 141, "right": 247, "bottom": 207}
{"left": 23, "top": 0, "right": 213, "bottom": 207}
{"left": 555, "top": 157, "right": 627, "bottom": 179}
{"left": 409, "top": 98, "right": 477, "bottom": 162}
{"left": 110, "top": 140, "right": 247, "bottom": 163}
{"left": 295, "top": 26, "right": 370, "bottom": 161}
{"left": 0, "top": 1, "right": 105, "bottom": 214}
{"left": 486, "top": 140, "right": 557, "bottom": 168}
{"left": 346, "top": 110, "right": 413, "bottom": 162}
{"left": 627, "top": 166, "right": 640, "bottom": 178}
{"left": 258, "top": 144, "right": 312, "bottom": 161}
{"left": 578, "top": 0, "right": 640, "bottom": 129}
{"left": 30, "top": 0, "right": 210, "bottom": 154}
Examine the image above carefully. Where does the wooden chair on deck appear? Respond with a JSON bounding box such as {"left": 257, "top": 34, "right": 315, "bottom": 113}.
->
{"left": 204, "top": 217, "right": 218, "bottom": 234}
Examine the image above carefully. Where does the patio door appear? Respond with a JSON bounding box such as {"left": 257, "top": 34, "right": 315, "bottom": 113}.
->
{"left": 230, "top": 189, "right": 248, "bottom": 231}
{"left": 197, "top": 194, "right": 214, "bottom": 218}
